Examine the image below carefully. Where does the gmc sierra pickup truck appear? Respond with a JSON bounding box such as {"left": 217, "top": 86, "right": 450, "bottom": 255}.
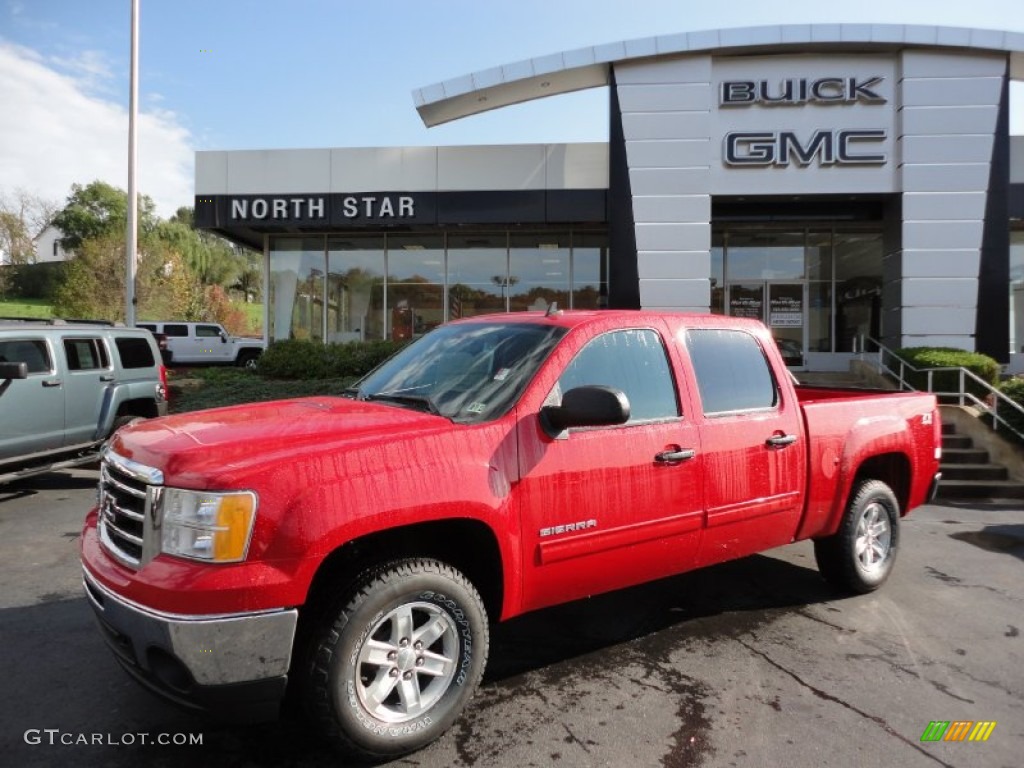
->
{"left": 80, "top": 310, "right": 941, "bottom": 761}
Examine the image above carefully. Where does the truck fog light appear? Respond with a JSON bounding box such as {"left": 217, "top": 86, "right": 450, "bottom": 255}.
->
{"left": 160, "top": 489, "right": 257, "bottom": 563}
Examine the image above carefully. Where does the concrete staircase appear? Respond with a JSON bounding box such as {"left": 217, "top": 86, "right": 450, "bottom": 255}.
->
{"left": 937, "top": 421, "right": 1024, "bottom": 501}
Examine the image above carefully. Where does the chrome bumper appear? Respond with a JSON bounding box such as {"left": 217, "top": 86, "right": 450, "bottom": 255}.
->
{"left": 82, "top": 567, "right": 297, "bottom": 718}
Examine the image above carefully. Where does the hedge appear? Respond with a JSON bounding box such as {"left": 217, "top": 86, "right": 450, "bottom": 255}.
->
{"left": 994, "top": 377, "right": 1024, "bottom": 441}
{"left": 894, "top": 347, "right": 1000, "bottom": 401}
{"left": 256, "top": 339, "right": 408, "bottom": 380}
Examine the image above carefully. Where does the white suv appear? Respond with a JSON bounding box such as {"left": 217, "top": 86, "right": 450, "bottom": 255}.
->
{"left": 138, "top": 321, "right": 265, "bottom": 368}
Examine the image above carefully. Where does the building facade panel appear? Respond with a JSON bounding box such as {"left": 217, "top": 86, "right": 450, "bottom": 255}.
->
{"left": 637, "top": 251, "right": 711, "bottom": 280}
{"left": 900, "top": 105, "right": 1000, "bottom": 135}
{"left": 635, "top": 222, "right": 711, "bottom": 252}
{"left": 625, "top": 139, "right": 710, "bottom": 168}
{"left": 330, "top": 147, "right": 438, "bottom": 192}
{"left": 631, "top": 195, "right": 711, "bottom": 223}
{"left": 902, "top": 192, "right": 988, "bottom": 220}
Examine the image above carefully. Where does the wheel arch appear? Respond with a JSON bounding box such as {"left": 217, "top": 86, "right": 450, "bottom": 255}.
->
{"left": 851, "top": 452, "right": 911, "bottom": 516}
{"left": 300, "top": 518, "right": 505, "bottom": 627}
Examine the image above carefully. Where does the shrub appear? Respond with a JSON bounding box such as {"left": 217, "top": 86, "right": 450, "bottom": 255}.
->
{"left": 894, "top": 347, "right": 1000, "bottom": 402}
{"left": 256, "top": 339, "right": 408, "bottom": 380}
{"left": 994, "top": 377, "right": 1024, "bottom": 441}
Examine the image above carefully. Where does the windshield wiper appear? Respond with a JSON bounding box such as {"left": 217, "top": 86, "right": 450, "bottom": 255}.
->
{"left": 364, "top": 392, "right": 441, "bottom": 416}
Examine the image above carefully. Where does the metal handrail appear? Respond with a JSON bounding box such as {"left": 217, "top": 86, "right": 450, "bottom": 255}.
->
{"left": 858, "top": 336, "right": 1024, "bottom": 444}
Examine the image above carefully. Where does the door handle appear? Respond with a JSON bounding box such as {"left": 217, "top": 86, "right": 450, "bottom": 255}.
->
{"left": 41, "top": 379, "right": 62, "bottom": 388}
{"left": 655, "top": 449, "right": 696, "bottom": 463}
{"left": 765, "top": 434, "right": 798, "bottom": 448}
{"left": 99, "top": 375, "right": 114, "bottom": 382}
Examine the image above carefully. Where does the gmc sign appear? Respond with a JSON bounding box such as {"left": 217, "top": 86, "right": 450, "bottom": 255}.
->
{"left": 724, "top": 129, "right": 887, "bottom": 166}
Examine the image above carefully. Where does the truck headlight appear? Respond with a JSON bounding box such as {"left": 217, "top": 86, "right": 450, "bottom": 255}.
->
{"left": 160, "top": 489, "right": 257, "bottom": 563}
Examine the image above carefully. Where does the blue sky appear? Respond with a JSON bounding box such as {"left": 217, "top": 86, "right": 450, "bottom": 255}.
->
{"left": 1, "top": 0, "right": 1023, "bottom": 216}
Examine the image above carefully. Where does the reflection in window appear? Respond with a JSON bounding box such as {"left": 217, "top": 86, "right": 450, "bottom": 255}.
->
{"left": 328, "top": 236, "right": 385, "bottom": 342}
{"left": 726, "top": 232, "right": 804, "bottom": 280}
{"left": 687, "top": 329, "right": 777, "bottom": 414}
{"left": 269, "top": 237, "right": 325, "bottom": 342}
{"left": 710, "top": 232, "right": 724, "bottom": 314}
{"left": 388, "top": 235, "right": 444, "bottom": 341}
{"left": 834, "top": 232, "right": 882, "bottom": 352}
{"left": 572, "top": 232, "right": 608, "bottom": 309}
{"left": 510, "top": 232, "right": 570, "bottom": 312}
{"left": 447, "top": 234, "right": 507, "bottom": 318}
{"left": 1010, "top": 230, "right": 1024, "bottom": 354}
{"left": 557, "top": 329, "right": 679, "bottom": 422}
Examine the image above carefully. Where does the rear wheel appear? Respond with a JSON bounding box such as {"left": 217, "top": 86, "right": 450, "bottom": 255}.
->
{"left": 814, "top": 479, "right": 900, "bottom": 594}
{"left": 305, "top": 559, "right": 488, "bottom": 761}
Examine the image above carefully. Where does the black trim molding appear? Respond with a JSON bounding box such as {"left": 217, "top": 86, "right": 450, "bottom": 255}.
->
{"left": 607, "top": 67, "right": 641, "bottom": 309}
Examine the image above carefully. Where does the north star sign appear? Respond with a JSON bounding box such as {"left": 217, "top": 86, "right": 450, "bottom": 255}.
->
{"left": 229, "top": 194, "right": 416, "bottom": 222}
{"left": 719, "top": 75, "right": 888, "bottom": 167}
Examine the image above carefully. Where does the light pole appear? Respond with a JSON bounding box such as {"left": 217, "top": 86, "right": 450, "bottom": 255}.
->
{"left": 125, "top": 0, "right": 139, "bottom": 325}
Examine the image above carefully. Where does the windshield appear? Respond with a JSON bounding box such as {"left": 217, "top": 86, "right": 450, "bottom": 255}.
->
{"left": 350, "top": 322, "right": 567, "bottom": 424}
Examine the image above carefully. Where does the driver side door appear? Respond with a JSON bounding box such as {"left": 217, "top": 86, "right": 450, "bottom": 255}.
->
{"left": 516, "top": 325, "right": 704, "bottom": 612}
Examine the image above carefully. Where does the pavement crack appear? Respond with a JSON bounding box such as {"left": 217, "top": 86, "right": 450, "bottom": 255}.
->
{"left": 561, "top": 722, "right": 591, "bottom": 754}
{"left": 735, "top": 637, "right": 957, "bottom": 768}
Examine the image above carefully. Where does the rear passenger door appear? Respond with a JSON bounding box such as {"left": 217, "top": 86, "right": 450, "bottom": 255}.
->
{"left": 0, "top": 337, "right": 64, "bottom": 459}
{"left": 161, "top": 323, "right": 191, "bottom": 363}
{"left": 61, "top": 336, "right": 112, "bottom": 445}
{"left": 683, "top": 328, "right": 806, "bottom": 567}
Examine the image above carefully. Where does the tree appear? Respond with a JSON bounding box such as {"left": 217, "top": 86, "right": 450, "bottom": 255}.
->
{"left": 0, "top": 188, "right": 59, "bottom": 265}
{"left": 51, "top": 181, "right": 156, "bottom": 251}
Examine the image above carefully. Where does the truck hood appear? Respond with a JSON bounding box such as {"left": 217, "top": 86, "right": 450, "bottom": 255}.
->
{"left": 110, "top": 397, "right": 448, "bottom": 485}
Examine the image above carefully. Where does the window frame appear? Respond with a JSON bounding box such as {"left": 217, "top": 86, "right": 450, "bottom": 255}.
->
{"left": 684, "top": 328, "right": 780, "bottom": 417}
{"left": 552, "top": 327, "right": 683, "bottom": 429}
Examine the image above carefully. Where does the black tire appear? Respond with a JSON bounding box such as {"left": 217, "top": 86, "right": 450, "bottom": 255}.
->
{"left": 237, "top": 351, "right": 259, "bottom": 370}
{"left": 305, "top": 559, "right": 489, "bottom": 761}
{"left": 814, "top": 479, "right": 900, "bottom": 594}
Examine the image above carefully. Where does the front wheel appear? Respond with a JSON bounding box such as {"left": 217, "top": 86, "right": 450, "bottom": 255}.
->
{"left": 814, "top": 479, "right": 900, "bottom": 594}
{"left": 305, "top": 559, "right": 489, "bottom": 761}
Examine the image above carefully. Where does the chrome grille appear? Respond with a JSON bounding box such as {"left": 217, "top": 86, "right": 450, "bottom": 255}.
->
{"left": 98, "top": 451, "right": 163, "bottom": 568}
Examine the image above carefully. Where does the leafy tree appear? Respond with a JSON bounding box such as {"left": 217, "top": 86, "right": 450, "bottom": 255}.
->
{"left": 51, "top": 181, "right": 156, "bottom": 251}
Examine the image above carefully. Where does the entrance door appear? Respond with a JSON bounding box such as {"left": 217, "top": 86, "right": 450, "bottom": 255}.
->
{"left": 726, "top": 282, "right": 806, "bottom": 368}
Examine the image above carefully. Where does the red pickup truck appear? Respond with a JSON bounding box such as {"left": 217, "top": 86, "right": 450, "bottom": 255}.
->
{"left": 80, "top": 311, "right": 941, "bottom": 760}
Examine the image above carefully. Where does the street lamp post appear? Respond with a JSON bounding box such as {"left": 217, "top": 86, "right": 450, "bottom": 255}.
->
{"left": 125, "top": 0, "right": 139, "bottom": 326}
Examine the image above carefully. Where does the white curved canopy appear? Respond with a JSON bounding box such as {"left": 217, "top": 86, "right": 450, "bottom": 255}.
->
{"left": 413, "top": 24, "right": 1024, "bottom": 127}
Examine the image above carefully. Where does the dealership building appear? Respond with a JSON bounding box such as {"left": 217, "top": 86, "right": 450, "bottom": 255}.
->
{"left": 195, "top": 23, "right": 1024, "bottom": 371}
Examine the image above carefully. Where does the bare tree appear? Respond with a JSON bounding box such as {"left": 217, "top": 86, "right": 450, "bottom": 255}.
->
{"left": 0, "top": 188, "right": 60, "bottom": 265}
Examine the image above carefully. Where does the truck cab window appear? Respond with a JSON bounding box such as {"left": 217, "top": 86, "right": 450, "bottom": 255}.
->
{"left": 686, "top": 329, "right": 777, "bottom": 414}
{"left": 557, "top": 329, "right": 679, "bottom": 422}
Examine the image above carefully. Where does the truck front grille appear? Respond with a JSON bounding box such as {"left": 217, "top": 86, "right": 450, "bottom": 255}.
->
{"left": 98, "top": 452, "right": 163, "bottom": 568}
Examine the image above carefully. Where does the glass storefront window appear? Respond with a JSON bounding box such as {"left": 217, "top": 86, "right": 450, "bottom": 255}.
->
{"left": 387, "top": 235, "right": 445, "bottom": 341}
{"left": 710, "top": 232, "right": 724, "bottom": 314}
{"left": 268, "top": 230, "right": 608, "bottom": 344}
{"left": 327, "top": 236, "right": 385, "bottom": 342}
{"left": 1011, "top": 230, "right": 1024, "bottom": 354}
{"left": 808, "top": 282, "right": 833, "bottom": 353}
{"left": 572, "top": 232, "right": 608, "bottom": 309}
{"left": 269, "top": 236, "right": 325, "bottom": 342}
{"left": 834, "top": 232, "right": 882, "bottom": 352}
{"left": 726, "top": 232, "right": 805, "bottom": 280}
{"left": 509, "top": 232, "right": 571, "bottom": 312}
{"left": 447, "top": 233, "right": 508, "bottom": 317}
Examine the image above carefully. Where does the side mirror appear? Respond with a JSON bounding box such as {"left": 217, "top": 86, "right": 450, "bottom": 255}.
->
{"left": 220, "top": 332, "right": 228, "bottom": 343}
{"left": 541, "top": 385, "right": 630, "bottom": 436}
{"left": 0, "top": 362, "right": 28, "bottom": 380}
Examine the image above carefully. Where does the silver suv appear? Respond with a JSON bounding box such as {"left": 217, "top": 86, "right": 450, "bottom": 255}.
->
{"left": 0, "top": 320, "right": 168, "bottom": 483}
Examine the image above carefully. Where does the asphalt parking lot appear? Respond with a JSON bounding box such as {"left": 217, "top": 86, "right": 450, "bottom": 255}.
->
{"left": 0, "top": 470, "right": 1020, "bottom": 768}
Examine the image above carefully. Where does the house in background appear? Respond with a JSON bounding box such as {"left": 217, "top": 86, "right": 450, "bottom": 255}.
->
{"left": 33, "top": 225, "right": 72, "bottom": 264}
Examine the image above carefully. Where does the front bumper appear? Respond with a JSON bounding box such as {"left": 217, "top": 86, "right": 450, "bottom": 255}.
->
{"left": 82, "top": 567, "right": 297, "bottom": 721}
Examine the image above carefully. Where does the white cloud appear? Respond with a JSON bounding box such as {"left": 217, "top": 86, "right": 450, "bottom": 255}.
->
{"left": 0, "top": 41, "right": 193, "bottom": 219}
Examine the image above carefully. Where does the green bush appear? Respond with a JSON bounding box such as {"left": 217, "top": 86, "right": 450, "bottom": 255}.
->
{"left": 6, "top": 262, "right": 67, "bottom": 299}
{"left": 256, "top": 339, "right": 409, "bottom": 380}
{"left": 894, "top": 347, "right": 1000, "bottom": 401}
{"left": 995, "top": 377, "right": 1024, "bottom": 440}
